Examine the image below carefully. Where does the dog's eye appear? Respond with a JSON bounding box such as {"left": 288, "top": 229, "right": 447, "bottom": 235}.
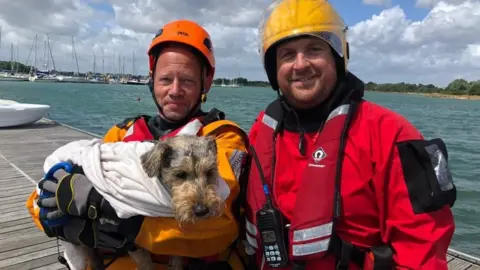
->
{"left": 176, "top": 171, "right": 188, "bottom": 179}
{"left": 206, "top": 169, "right": 215, "bottom": 178}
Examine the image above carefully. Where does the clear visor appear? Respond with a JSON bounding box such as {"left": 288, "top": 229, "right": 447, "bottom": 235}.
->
{"left": 257, "top": 0, "right": 282, "bottom": 55}
{"left": 308, "top": 31, "right": 344, "bottom": 58}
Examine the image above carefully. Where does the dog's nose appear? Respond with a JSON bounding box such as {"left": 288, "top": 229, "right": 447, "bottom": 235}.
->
{"left": 194, "top": 205, "right": 209, "bottom": 217}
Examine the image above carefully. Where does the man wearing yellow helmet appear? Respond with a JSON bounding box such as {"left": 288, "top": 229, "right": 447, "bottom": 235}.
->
{"left": 26, "top": 19, "right": 248, "bottom": 270}
{"left": 243, "top": 0, "right": 456, "bottom": 269}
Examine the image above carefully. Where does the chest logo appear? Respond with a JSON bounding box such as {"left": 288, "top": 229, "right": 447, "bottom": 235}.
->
{"left": 312, "top": 147, "right": 327, "bottom": 163}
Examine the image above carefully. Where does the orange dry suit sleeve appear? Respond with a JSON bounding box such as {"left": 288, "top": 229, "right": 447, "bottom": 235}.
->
{"left": 25, "top": 187, "right": 43, "bottom": 231}
{"left": 373, "top": 114, "right": 455, "bottom": 270}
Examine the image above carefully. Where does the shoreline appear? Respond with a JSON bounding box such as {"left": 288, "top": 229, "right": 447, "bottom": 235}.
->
{"left": 230, "top": 87, "right": 480, "bottom": 100}
{"left": 370, "top": 91, "right": 480, "bottom": 100}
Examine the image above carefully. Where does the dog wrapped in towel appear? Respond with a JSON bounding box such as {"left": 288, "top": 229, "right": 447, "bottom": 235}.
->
{"left": 37, "top": 135, "right": 230, "bottom": 270}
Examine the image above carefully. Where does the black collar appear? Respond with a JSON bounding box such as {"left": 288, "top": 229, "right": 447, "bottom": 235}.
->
{"left": 266, "top": 72, "right": 365, "bottom": 133}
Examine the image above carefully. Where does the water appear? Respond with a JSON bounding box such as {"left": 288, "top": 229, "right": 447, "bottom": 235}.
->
{"left": 1, "top": 81, "right": 479, "bottom": 257}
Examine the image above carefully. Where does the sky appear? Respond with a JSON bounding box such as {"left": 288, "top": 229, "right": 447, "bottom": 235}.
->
{"left": 0, "top": 0, "right": 479, "bottom": 87}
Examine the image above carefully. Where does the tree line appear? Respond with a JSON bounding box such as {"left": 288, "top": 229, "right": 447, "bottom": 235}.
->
{"left": 365, "top": 79, "right": 480, "bottom": 96}
{"left": 213, "top": 77, "right": 270, "bottom": 87}
{"left": 216, "top": 77, "right": 480, "bottom": 96}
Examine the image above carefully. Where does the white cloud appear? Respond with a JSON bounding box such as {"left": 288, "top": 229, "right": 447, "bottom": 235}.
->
{"left": 416, "top": 0, "right": 470, "bottom": 8}
{"left": 0, "top": 0, "right": 479, "bottom": 87}
{"left": 349, "top": 0, "right": 480, "bottom": 86}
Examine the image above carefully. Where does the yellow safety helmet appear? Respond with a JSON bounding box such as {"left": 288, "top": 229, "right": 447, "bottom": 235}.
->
{"left": 258, "top": 0, "right": 350, "bottom": 90}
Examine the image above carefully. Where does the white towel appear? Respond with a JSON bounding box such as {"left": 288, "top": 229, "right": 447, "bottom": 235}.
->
{"left": 41, "top": 138, "right": 230, "bottom": 218}
{"left": 38, "top": 138, "right": 231, "bottom": 270}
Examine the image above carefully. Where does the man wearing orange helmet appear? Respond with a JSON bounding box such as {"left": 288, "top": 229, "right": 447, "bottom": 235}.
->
{"left": 242, "top": 0, "right": 456, "bottom": 269}
{"left": 26, "top": 19, "right": 248, "bottom": 270}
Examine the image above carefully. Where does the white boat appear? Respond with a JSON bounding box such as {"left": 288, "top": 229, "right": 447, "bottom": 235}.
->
{"left": 0, "top": 99, "right": 51, "bottom": 127}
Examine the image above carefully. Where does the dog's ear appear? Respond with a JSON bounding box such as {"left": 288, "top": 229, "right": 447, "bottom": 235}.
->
{"left": 140, "top": 141, "right": 172, "bottom": 178}
{"left": 206, "top": 135, "right": 218, "bottom": 155}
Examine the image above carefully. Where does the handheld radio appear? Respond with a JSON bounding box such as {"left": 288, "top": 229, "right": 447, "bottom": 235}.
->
{"left": 250, "top": 146, "right": 289, "bottom": 268}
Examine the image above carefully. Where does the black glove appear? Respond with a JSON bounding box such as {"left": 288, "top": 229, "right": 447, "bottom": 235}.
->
{"left": 37, "top": 165, "right": 144, "bottom": 251}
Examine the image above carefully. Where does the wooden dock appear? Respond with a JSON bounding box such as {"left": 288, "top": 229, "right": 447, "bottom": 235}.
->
{"left": 0, "top": 119, "right": 479, "bottom": 269}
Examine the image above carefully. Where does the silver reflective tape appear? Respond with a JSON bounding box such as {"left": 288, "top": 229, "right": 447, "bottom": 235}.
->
{"left": 292, "top": 237, "right": 330, "bottom": 256}
{"left": 125, "top": 124, "right": 134, "bottom": 137}
{"left": 261, "top": 114, "right": 277, "bottom": 130}
{"left": 326, "top": 104, "right": 350, "bottom": 122}
{"left": 425, "top": 144, "right": 454, "bottom": 191}
{"left": 243, "top": 240, "right": 256, "bottom": 255}
{"left": 246, "top": 232, "right": 258, "bottom": 249}
{"left": 176, "top": 119, "right": 203, "bottom": 135}
{"left": 245, "top": 218, "right": 258, "bottom": 236}
{"left": 229, "top": 149, "right": 246, "bottom": 181}
{"left": 293, "top": 222, "right": 333, "bottom": 242}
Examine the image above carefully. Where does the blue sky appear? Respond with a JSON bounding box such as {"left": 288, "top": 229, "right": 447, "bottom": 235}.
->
{"left": 84, "top": 0, "right": 115, "bottom": 14}
{"left": 331, "top": 0, "right": 429, "bottom": 25}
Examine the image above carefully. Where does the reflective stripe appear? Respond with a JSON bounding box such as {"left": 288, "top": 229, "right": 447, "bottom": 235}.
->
{"left": 229, "top": 149, "right": 245, "bottom": 181}
{"left": 33, "top": 197, "right": 39, "bottom": 211}
{"left": 246, "top": 232, "right": 258, "bottom": 249}
{"left": 125, "top": 124, "right": 134, "bottom": 137}
{"left": 243, "top": 239, "right": 256, "bottom": 255}
{"left": 245, "top": 218, "right": 258, "bottom": 236}
{"left": 293, "top": 222, "right": 332, "bottom": 242}
{"left": 262, "top": 105, "right": 348, "bottom": 129}
{"left": 326, "top": 104, "right": 350, "bottom": 122}
{"left": 424, "top": 143, "right": 454, "bottom": 191}
{"left": 176, "top": 119, "right": 203, "bottom": 135}
{"left": 261, "top": 113, "right": 277, "bottom": 130}
{"left": 292, "top": 238, "right": 330, "bottom": 256}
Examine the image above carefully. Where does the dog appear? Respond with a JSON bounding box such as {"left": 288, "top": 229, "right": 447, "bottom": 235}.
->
{"left": 86, "top": 135, "right": 224, "bottom": 270}
{"left": 141, "top": 135, "right": 224, "bottom": 227}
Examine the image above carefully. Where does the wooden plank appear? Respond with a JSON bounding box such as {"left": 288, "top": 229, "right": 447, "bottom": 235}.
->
{"left": 0, "top": 221, "right": 35, "bottom": 234}
{"left": 0, "top": 204, "right": 29, "bottom": 215}
{"left": 0, "top": 233, "right": 54, "bottom": 253}
{"left": 0, "top": 119, "right": 478, "bottom": 269}
{"left": 0, "top": 119, "right": 95, "bottom": 269}
{"left": 0, "top": 253, "right": 66, "bottom": 270}
{"left": 31, "top": 261, "right": 69, "bottom": 270}
{"left": 448, "top": 249, "right": 480, "bottom": 270}
{"left": 449, "top": 259, "right": 473, "bottom": 270}
{"left": 0, "top": 246, "right": 64, "bottom": 269}
{"left": 1, "top": 217, "right": 35, "bottom": 228}
{"left": 0, "top": 200, "right": 27, "bottom": 211}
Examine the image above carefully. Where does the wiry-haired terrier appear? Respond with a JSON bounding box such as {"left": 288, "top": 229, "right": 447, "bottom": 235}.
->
{"left": 66, "top": 135, "right": 224, "bottom": 270}
{"left": 134, "top": 134, "right": 225, "bottom": 270}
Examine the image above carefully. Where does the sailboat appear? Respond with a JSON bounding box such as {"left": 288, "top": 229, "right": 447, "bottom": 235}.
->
{"left": 56, "top": 36, "right": 87, "bottom": 83}
{"left": 28, "top": 34, "right": 59, "bottom": 82}
{"left": 225, "top": 77, "right": 242, "bottom": 88}
{"left": 124, "top": 50, "right": 149, "bottom": 85}
{"left": 0, "top": 42, "right": 29, "bottom": 81}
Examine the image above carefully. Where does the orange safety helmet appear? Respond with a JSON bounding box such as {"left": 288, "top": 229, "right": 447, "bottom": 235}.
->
{"left": 147, "top": 19, "right": 216, "bottom": 97}
{"left": 258, "top": 0, "right": 349, "bottom": 90}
